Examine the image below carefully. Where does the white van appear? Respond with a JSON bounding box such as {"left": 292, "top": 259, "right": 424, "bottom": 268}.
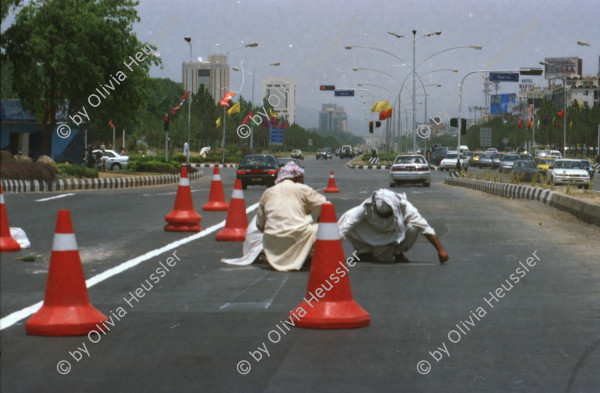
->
{"left": 459, "top": 145, "right": 469, "bottom": 152}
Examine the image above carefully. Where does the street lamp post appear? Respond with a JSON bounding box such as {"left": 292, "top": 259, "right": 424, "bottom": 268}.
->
{"left": 540, "top": 61, "right": 567, "bottom": 157}
{"left": 184, "top": 36, "right": 192, "bottom": 162}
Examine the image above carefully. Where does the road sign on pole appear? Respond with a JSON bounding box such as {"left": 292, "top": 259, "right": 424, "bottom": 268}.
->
{"left": 489, "top": 72, "right": 519, "bottom": 82}
{"left": 480, "top": 127, "right": 492, "bottom": 147}
{"left": 334, "top": 90, "right": 355, "bottom": 97}
{"left": 270, "top": 128, "right": 283, "bottom": 145}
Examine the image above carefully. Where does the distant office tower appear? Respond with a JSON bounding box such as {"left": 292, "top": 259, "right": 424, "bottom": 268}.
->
{"left": 319, "top": 104, "right": 347, "bottom": 131}
{"left": 261, "top": 78, "right": 296, "bottom": 124}
{"left": 182, "top": 55, "right": 229, "bottom": 104}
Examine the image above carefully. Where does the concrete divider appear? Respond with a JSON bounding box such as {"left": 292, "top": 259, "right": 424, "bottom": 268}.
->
{"left": 1, "top": 171, "right": 203, "bottom": 193}
{"left": 445, "top": 177, "right": 600, "bottom": 227}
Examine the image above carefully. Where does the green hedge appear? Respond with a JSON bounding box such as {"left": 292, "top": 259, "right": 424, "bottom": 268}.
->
{"left": 127, "top": 158, "right": 181, "bottom": 173}
{"left": 55, "top": 164, "right": 99, "bottom": 178}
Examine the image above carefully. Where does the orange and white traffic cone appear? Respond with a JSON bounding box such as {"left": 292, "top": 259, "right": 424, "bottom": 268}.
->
{"left": 0, "top": 184, "right": 21, "bottom": 252}
{"left": 215, "top": 179, "right": 247, "bottom": 241}
{"left": 26, "top": 210, "right": 107, "bottom": 336}
{"left": 324, "top": 170, "right": 339, "bottom": 193}
{"left": 289, "top": 202, "right": 370, "bottom": 329}
{"left": 165, "top": 167, "right": 202, "bottom": 232}
{"left": 203, "top": 167, "right": 229, "bottom": 211}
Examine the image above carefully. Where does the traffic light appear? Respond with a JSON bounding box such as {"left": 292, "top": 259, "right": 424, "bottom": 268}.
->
{"left": 369, "top": 121, "right": 374, "bottom": 133}
{"left": 461, "top": 118, "right": 467, "bottom": 135}
{"left": 164, "top": 115, "right": 169, "bottom": 132}
{"left": 450, "top": 118, "right": 458, "bottom": 127}
{"left": 320, "top": 85, "right": 335, "bottom": 91}
{"left": 519, "top": 67, "right": 543, "bottom": 76}
{"left": 375, "top": 121, "right": 381, "bottom": 128}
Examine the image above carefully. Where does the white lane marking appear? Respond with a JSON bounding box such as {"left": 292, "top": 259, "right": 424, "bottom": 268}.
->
{"left": 0, "top": 202, "right": 260, "bottom": 331}
{"left": 35, "top": 193, "right": 75, "bottom": 202}
{"left": 142, "top": 189, "right": 200, "bottom": 197}
{"left": 264, "top": 274, "right": 290, "bottom": 309}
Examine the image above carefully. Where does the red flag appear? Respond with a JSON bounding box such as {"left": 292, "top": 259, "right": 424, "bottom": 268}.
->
{"left": 379, "top": 111, "right": 387, "bottom": 121}
{"left": 109, "top": 120, "right": 114, "bottom": 129}
{"left": 527, "top": 119, "right": 532, "bottom": 129}
{"left": 283, "top": 121, "right": 288, "bottom": 128}
{"left": 557, "top": 109, "right": 564, "bottom": 119}
{"left": 219, "top": 92, "right": 235, "bottom": 107}
{"left": 272, "top": 117, "right": 278, "bottom": 127}
{"left": 386, "top": 107, "right": 393, "bottom": 119}
{"left": 554, "top": 120, "right": 558, "bottom": 128}
{"left": 242, "top": 111, "right": 253, "bottom": 125}
{"left": 517, "top": 119, "right": 523, "bottom": 128}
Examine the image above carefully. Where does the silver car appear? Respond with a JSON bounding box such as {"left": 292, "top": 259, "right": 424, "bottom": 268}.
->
{"left": 548, "top": 159, "right": 590, "bottom": 188}
{"left": 499, "top": 154, "right": 520, "bottom": 173}
{"left": 92, "top": 149, "right": 129, "bottom": 170}
{"left": 390, "top": 155, "right": 431, "bottom": 187}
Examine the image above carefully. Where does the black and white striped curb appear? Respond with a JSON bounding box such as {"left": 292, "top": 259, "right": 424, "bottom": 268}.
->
{"left": 594, "top": 163, "right": 599, "bottom": 172}
{"left": 1, "top": 172, "right": 203, "bottom": 193}
{"left": 348, "top": 164, "right": 392, "bottom": 170}
{"left": 449, "top": 171, "right": 461, "bottom": 178}
{"left": 188, "top": 163, "right": 238, "bottom": 168}
{"left": 445, "top": 177, "right": 600, "bottom": 227}
{"left": 368, "top": 157, "right": 381, "bottom": 165}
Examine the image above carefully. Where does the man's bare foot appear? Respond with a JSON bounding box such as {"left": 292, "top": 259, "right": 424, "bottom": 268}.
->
{"left": 438, "top": 250, "right": 449, "bottom": 264}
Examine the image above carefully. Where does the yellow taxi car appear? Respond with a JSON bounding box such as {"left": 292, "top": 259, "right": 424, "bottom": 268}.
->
{"left": 471, "top": 151, "right": 484, "bottom": 167}
{"left": 536, "top": 157, "right": 555, "bottom": 174}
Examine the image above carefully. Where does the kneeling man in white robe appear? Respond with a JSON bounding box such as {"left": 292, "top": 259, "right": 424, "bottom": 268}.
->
{"left": 338, "top": 189, "right": 449, "bottom": 264}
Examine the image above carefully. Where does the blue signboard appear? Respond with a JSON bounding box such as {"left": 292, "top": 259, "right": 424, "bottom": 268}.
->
{"left": 490, "top": 94, "right": 518, "bottom": 114}
{"left": 489, "top": 72, "right": 519, "bottom": 82}
{"left": 334, "top": 90, "right": 355, "bottom": 97}
{"left": 270, "top": 128, "right": 283, "bottom": 144}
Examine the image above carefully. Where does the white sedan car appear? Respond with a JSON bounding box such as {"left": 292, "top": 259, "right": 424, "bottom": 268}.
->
{"left": 92, "top": 149, "right": 129, "bottom": 170}
{"left": 389, "top": 155, "right": 431, "bottom": 187}
{"left": 439, "top": 153, "right": 469, "bottom": 170}
{"left": 547, "top": 159, "right": 590, "bottom": 189}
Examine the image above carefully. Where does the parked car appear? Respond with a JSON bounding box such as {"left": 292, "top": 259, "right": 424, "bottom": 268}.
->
{"left": 511, "top": 160, "right": 539, "bottom": 181}
{"left": 547, "top": 159, "right": 590, "bottom": 189}
{"left": 290, "top": 149, "right": 304, "bottom": 160}
{"left": 236, "top": 154, "right": 279, "bottom": 189}
{"left": 390, "top": 155, "right": 431, "bottom": 187}
{"left": 536, "top": 158, "right": 555, "bottom": 174}
{"left": 499, "top": 154, "right": 521, "bottom": 173}
{"left": 576, "top": 159, "right": 595, "bottom": 179}
{"left": 316, "top": 148, "right": 328, "bottom": 160}
{"left": 92, "top": 149, "right": 129, "bottom": 170}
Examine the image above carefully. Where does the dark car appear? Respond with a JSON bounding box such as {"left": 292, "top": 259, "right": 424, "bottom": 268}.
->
{"left": 512, "top": 160, "right": 538, "bottom": 181}
{"left": 236, "top": 154, "right": 280, "bottom": 189}
{"left": 491, "top": 153, "right": 504, "bottom": 170}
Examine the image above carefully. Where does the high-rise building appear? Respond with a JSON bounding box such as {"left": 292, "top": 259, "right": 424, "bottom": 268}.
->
{"left": 182, "top": 55, "right": 229, "bottom": 104}
{"left": 261, "top": 78, "right": 296, "bottom": 124}
{"left": 319, "top": 104, "right": 347, "bottom": 131}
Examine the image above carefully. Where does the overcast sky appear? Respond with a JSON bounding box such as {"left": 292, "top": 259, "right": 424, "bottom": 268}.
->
{"left": 4, "top": 0, "right": 600, "bottom": 134}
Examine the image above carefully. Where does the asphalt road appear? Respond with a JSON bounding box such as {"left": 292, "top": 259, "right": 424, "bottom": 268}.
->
{"left": 1, "top": 157, "right": 599, "bottom": 393}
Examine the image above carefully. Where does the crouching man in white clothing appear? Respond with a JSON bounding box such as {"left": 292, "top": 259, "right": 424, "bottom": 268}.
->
{"left": 338, "top": 189, "right": 449, "bottom": 264}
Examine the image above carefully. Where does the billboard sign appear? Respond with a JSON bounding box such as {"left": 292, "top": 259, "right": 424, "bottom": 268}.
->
{"left": 543, "top": 57, "right": 581, "bottom": 79}
{"left": 490, "top": 94, "right": 518, "bottom": 114}
{"left": 334, "top": 90, "right": 354, "bottom": 97}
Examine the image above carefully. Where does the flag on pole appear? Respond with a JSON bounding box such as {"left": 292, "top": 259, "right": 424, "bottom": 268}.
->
{"left": 379, "top": 111, "right": 387, "bottom": 121}
{"left": 557, "top": 109, "right": 564, "bottom": 119}
{"left": 171, "top": 90, "right": 191, "bottom": 116}
{"left": 219, "top": 92, "right": 235, "bottom": 107}
{"left": 517, "top": 119, "right": 523, "bottom": 128}
{"left": 109, "top": 119, "right": 114, "bottom": 129}
{"left": 578, "top": 101, "right": 583, "bottom": 112}
{"left": 215, "top": 117, "right": 221, "bottom": 128}
{"left": 569, "top": 120, "right": 573, "bottom": 130}
{"left": 242, "top": 111, "right": 253, "bottom": 125}
{"left": 371, "top": 100, "right": 389, "bottom": 113}
{"left": 269, "top": 108, "right": 278, "bottom": 118}
{"left": 283, "top": 121, "right": 288, "bottom": 128}
{"left": 227, "top": 102, "right": 241, "bottom": 116}
{"left": 527, "top": 119, "right": 532, "bottom": 129}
